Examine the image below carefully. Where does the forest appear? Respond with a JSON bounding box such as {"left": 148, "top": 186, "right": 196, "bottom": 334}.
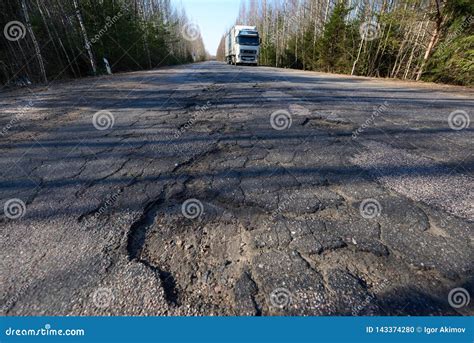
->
{"left": 1, "top": 0, "right": 472, "bottom": 87}
{"left": 217, "top": 0, "right": 473, "bottom": 86}
{"left": 0, "top": 0, "right": 207, "bottom": 86}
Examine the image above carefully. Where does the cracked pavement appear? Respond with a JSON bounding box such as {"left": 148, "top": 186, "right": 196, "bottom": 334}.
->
{"left": 1, "top": 61, "right": 473, "bottom": 316}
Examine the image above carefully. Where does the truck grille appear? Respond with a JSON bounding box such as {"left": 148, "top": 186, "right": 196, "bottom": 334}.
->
{"left": 241, "top": 50, "right": 256, "bottom": 55}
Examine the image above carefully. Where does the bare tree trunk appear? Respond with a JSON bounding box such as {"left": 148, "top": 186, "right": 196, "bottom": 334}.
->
{"left": 312, "top": 0, "right": 318, "bottom": 67}
{"left": 404, "top": 18, "right": 425, "bottom": 79}
{"left": 378, "top": 21, "right": 392, "bottom": 77}
{"left": 36, "top": 0, "right": 65, "bottom": 72}
{"left": 394, "top": 41, "right": 411, "bottom": 78}
{"left": 368, "top": 0, "right": 385, "bottom": 76}
{"left": 390, "top": 26, "right": 411, "bottom": 78}
{"left": 56, "top": 0, "right": 82, "bottom": 76}
{"left": 416, "top": 1, "right": 443, "bottom": 81}
{"left": 324, "top": 0, "right": 330, "bottom": 24}
{"left": 351, "top": 39, "right": 364, "bottom": 75}
{"left": 44, "top": 1, "right": 78, "bottom": 78}
{"left": 73, "top": 0, "right": 97, "bottom": 75}
{"left": 138, "top": 2, "right": 152, "bottom": 69}
{"left": 21, "top": 0, "right": 48, "bottom": 83}
{"left": 416, "top": 25, "right": 440, "bottom": 80}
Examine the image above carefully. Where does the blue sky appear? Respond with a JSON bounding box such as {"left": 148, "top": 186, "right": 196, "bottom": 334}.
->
{"left": 173, "top": 0, "right": 241, "bottom": 55}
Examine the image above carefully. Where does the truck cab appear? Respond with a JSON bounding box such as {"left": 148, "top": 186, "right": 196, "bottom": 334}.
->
{"left": 225, "top": 25, "right": 260, "bottom": 66}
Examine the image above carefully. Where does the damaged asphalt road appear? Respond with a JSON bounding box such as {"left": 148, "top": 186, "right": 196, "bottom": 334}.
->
{"left": 0, "top": 61, "right": 473, "bottom": 316}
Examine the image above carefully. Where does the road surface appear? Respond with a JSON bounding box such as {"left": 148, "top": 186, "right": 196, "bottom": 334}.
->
{"left": 1, "top": 61, "right": 473, "bottom": 316}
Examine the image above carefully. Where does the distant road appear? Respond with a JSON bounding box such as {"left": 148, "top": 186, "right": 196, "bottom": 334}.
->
{"left": 1, "top": 61, "right": 472, "bottom": 316}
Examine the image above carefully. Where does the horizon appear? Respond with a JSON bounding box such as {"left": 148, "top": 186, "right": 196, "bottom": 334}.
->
{"left": 173, "top": 0, "right": 242, "bottom": 55}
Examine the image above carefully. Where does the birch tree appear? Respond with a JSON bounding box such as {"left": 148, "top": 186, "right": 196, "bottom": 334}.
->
{"left": 21, "top": 0, "right": 48, "bottom": 83}
{"left": 73, "top": 0, "right": 96, "bottom": 75}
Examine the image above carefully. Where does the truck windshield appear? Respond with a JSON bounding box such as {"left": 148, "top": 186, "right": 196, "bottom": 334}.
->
{"left": 237, "top": 36, "right": 259, "bottom": 46}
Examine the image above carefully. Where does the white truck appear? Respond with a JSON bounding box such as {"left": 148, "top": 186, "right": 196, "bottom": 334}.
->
{"left": 225, "top": 25, "right": 260, "bottom": 66}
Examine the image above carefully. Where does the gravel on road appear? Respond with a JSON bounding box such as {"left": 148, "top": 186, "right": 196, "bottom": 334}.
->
{"left": 1, "top": 61, "right": 473, "bottom": 316}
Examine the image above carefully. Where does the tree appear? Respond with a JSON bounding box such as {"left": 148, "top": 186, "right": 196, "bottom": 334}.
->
{"left": 73, "top": 0, "right": 96, "bottom": 75}
{"left": 318, "top": 2, "right": 350, "bottom": 73}
{"left": 1, "top": 0, "right": 207, "bottom": 86}
{"left": 230, "top": 0, "right": 472, "bottom": 86}
{"left": 21, "top": 0, "right": 47, "bottom": 83}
